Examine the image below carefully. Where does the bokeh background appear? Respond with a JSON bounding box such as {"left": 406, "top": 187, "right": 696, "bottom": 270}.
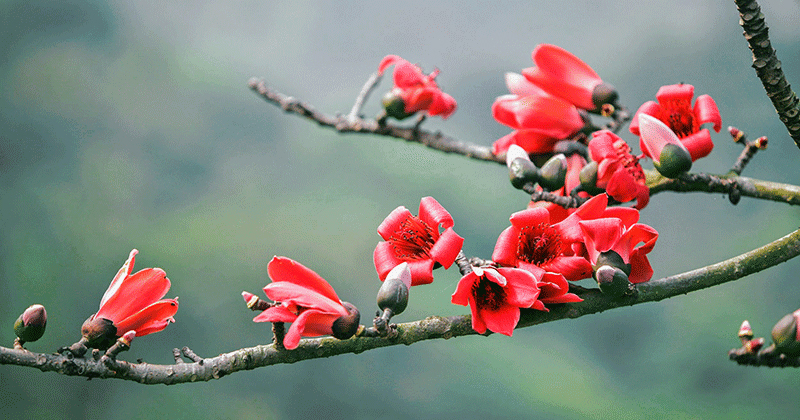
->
{"left": 2, "top": 1, "right": 800, "bottom": 419}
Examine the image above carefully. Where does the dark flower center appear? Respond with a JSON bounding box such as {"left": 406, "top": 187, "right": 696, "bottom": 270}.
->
{"left": 389, "top": 215, "right": 436, "bottom": 260}
{"left": 613, "top": 139, "right": 646, "bottom": 183}
{"left": 472, "top": 275, "right": 506, "bottom": 311}
{"left": 516, "top": 223, "right": 562, "bottom": 265}
{"left": 662, "top": 100, "right": 695, "bottom": 138}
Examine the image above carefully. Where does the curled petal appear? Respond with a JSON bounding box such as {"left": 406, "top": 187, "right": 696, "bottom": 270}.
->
{"left": 524, "top": 44, "right": 603, "bottom": 110}
{"left": 418, "top": 196, "right": 454, "bottom": 230}
{"left": 428, "top": 227, "right": 464, "bottom": 269}
{"left": 263, "top": 283, "right": 346, "bottom": 316}
{"left": 680, "top": 129, "right": 714, "bottom": 161}
{"left": 629, "top": 101, "right": 662, "bottom": 135}
{"left": 480, "top": 304, "right": 520, "bottom": 337}
{"left": 100, "top": 249, "right": 138, "bottom": 308}
{"left": 378, "top": 55, "right": 403, "bottom": 75}
{"left": 281, "top": 309, "right": 337, "bottom": 350}
{"left": 113, "top": 299, "right": 178, "bottom": 338}
{"left": 405, "top": 259, "right": 436, "bottom": 286}
{"left": 693, "top": 94, "right": 722, "bottom": 132}
{"left": 374, "top": 241, "right": 405, "bottom": 280}
{"left": 492, "top": 226, "right": 522, "bottom": 267}
{"left": 542, "top": 256, "right": 593, "bottom": 281}
{"left": 492, "top": 130, "right": 562, "bottom": 156}
{"left": 253, "top": 305, "right": 297, "bottom": 323}
{"left": 377, "top": 206, "right": 413, "bottom": 240}
{"left": 505, "top": 72, "right": 545, "bottom": 97}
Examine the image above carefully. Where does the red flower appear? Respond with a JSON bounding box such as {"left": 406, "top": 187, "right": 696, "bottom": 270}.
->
{"left": 588, "top": 130, "right": 649, "bottom": 209}
{"left": 522, "top": 44, "right": 617, "bottom": 112}
{"left": 378, "top": 55, "right": 457, "bottom": 119}
{"left": 529, "top": 266, "right": 582, "bottom": 306}
{"left": 492, "top": 196, "right": 620, "bottom": 281}
{"left": 579, "top": 218, "right": 659, "bottom": 284}
{"left": 492, "top": 73, "right": 585, "bottom": 155}
{"left": 84, "top": 249, "right": 178, "bottom": 347}
{"left": 253, "top": 257, "right": 359, "bottom": 350}
{"left": 374, "top": 196, "right": 464, "bottom": 286}
{"left": 451, "top": 266, "right": 545, "bottom": 336}
{"left": 630, "top": 83, "right": 721, "bottom": 161}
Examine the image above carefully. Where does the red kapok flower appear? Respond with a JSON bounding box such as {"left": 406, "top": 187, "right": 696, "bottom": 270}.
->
{"left": 252, "top": 256, "right": 360, "bottom": 350}
{"left": 522, "top": 44, "right": 618, "bottom": 112}
{"left": 588, "top": 130, "right": 649, "bottom": 209}
{"left": 527, "top": 152, "right": 590, "bottom": 222}
{"left": 374, "top": 196, "right": 464, "bottom": 286}
{"left": 630, "top": 83, "right": 721, "bottom": 161}
{"left": 492, "top": 196, "right": 625, "bottom": 281}
{"left": 451, "top": 266, "right": 545, "bottom": 336}
{"left": 378, "top": 55, "right": 457, "bottom": 119}
{"left": 492, "top": 73, "right": 585, "bottom": 155}
{"left": 579, "top": 218, "right": 659, "bottom": 284}
{"left": 81, "top": 249, "right": 178, "bottom": 349}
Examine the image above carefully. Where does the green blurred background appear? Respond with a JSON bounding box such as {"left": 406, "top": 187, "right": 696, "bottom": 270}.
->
{"left": 2, "top": 1, "right": 800, "bottom": 418}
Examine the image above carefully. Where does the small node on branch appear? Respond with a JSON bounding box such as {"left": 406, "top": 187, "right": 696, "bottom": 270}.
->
{"left": 181, "top": 347, "right": 204, "bottom": 363}
{"left": 729, "top": 311, "right": 800, "bottom": 367}
{"left": 728, "top": 126, "right": 767, "bottom": 176}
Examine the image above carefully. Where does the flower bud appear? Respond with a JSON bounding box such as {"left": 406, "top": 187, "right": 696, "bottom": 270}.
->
{"left": 331, "top": 302, "right": 360, "bottom": 340}
{"left": 653, "top": 143, "right": 692, "bottom": 178}
{"left": 14, "top": 304, "right": 47, "bottom": 343}
{"left": 537, "top": 154, "right": 567, "bottom": 191}
{"left": 594, "top": 265, "right": 630, "bottom": 297}
{"left": 771, "top": 310, "right": 800, "bottom": 357}
{"left": 578, "top": 161, "right": 604, "bottom": 195}
{"left": 508, "top": 158, "right": 539, "bottom": 189}
{"left": 377, "top": 263, "right": 411, "bottom": 315}
{"left": 593, "top": 250, "right": 631, "bottom": 277}
{"left": 382, "top": 91, "right": 413, "bottom": 120}
{"left": 80, "top": 315, "right": 118, "bottom": 350}
{"left": 745, "top": 337, "right": 764, "bottom": 353}
{"left": 591, "top": 83, "right": 619, "bottom": 112}
{"left": 738, "top": 320, "right": 753, "bottom": 341}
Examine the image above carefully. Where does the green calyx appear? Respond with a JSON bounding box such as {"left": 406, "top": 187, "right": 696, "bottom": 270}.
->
{"left": 382, "top": 91, "right": 414, "bottom": 120}
{"left": 654, "top": 143, "right": 692, "bottom": 178}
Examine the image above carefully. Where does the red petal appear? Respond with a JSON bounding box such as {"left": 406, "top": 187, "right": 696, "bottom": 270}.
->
{"left": 451, "top": 271, "right": 479, "bottom": 306}
{"left": 428, "top": 92, "right": 457, "bottom": 118}
{"left": 96, "top": 268, "right": 170, "bottom": 323}
{"left": 374, "top": 241, "right": 404, "bottom": 280}
{"left": 480, "top": 304, "right": 520, "bottom": 336}
{"left": 629, "top": 102, "right": 662, "bottom": 136}
{"left": 429, "top": 227, "right": 464, "bottom": 269}
{"left": 505, "top": 72, "right": 545, "bottom": 96}
{"left": 377, "top": 206, "right": 412, "bottom": 240}
{"left": 418, "top": 196, "right": 454, "bottom": 230}
{"left": 694, "top": 94, "right": 722, "bottom": 132}
{"left": 378, "top": 55, "right": 403, "bottom": 76}
{"left": 113, "top": 299, "right": 178, "bottom": 337}
{"left": 579, "top": 218, "right": 625, "bottom": 263}
{"left": 392, "top": 60, "right": 426, "bottom": 88}
{"left": 406, "top": 259, "right": 436, "bottom": 286}
{"left": 525, "top": 44, "right": 602, "bottom": 110}
{"left": 100, "top": 249, "right": 138, "bottom": 308}
{"left": 655, "top": 83, "right": 694, "bottom": 103}
{"left": 492, "top": 130, "right": 561, "bottom": 155}
{"left": 606, "top": 168, "right": 638, "bottom": 203}
{"left": 267, "top": 257, "right": 341, "bottom": 304}
{"left": 253, "top": 305, "right": 297, "bottom": 323}
{"left": 263, "top": 282, "right": 346, "bottom": 316}
{"left": 542, "top": 256, "right": 593, "bottom": 281}
{"left": 281, "top": 309, "right": 337, "bottom": 350}
{"left": 681, "top": 129, "right": 714, "bottom": 161}
{"left": 498, "top": 267, "right": 541, "bottom": 308}
{"left": 492, "top": 226, "right": 521, "bottom": 267}
{"left": 509, "top": 207, "right": 550, "bottom": 229}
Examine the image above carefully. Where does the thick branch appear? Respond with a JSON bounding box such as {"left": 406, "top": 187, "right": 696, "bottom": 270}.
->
{"left": 5, "top": 226, "right": 799, "bottom": 384}
{"left": 647, "top": 171, "right": 800, "bottom": 206}
{"left": 734, "top": 0, "right": 800, "bottom": 149}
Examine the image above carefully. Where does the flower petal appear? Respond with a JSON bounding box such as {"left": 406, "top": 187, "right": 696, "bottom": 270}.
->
{"left": 542, "top": 256, "right": 593, "bottom": 281}
{"left": 378, "top": 55, "right": 403, "bottom": 76}
{"left": 267, "top": 256, "right": 341, "bottom": 304}
{"left": 524, "top": 44, "right": 603, "bottom": 110}
{"left": 100, "top": 249, "right": 138, "bottom": 309}
{"left": 693, "top": 94, "right": 722, "bottom": 132}
{"left": 480, "top": 304, "right": 520, "bottom": 336}
{"left": 637, "top": 113, "right": 687, "bottom": 162}
{"left": 113, "top": 299, "right": 178, "bottom": 337}
{"left": 253, "top": 305, "right": 297, "bottom": 323}
{"left": 418, "top": 196, "right": 454, "bottom": 230}
{"left": 429, "top": 227, "right": 464, "bottom": 269}
{"left": 377, "top": 206, "right": 413, "bottom": 240}
{"left": 96, "top": 268, "right": 170, "bottom": 323}
{"left": 680, "top": 129, "right": 714, "bottom": 161}
{"left": 492, "top": 226, "right": 521, "bottom": 267}
{"left": 374, "top": 241, "right": 405, "bottom": 280}
{"left": 263, "top": 282, "right": 346, "bottom": 316}
{"left": 629, "top": 101, "right": 662, "bottom": 135}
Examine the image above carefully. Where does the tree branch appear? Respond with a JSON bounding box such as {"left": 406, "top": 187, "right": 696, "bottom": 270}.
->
{"left": 4, "top": 226, "right": 799, "bottom": 384}
{"left": 247, "top": 78, "right": 502, "bottom": 164}
{"left": 734, "top": 0, "right": 800, "bottom": 149}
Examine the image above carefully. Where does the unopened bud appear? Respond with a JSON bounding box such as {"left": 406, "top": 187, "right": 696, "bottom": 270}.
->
{"left": 654, "top": 143, "right": 692, "bottom": 178}
{"left": 591, "top": 83, "right": 619, "bottom": 113}
{"left": 593, "top": 250, "right": 631, "bottom": 277}
{"left": 331, "top": 302, "right": 360, "bottom": 340}
{"left": 538, "top": 154, "right": 567, "bottom": 191}
{"left": 771, "top": 310, "right": 800, "bottom": 357}
{"left": 119, "top": 330, "right": 136, "bottom": 347}
{"left": 755, "top": 136, "right": 768, "bottom": 150}
{"left": 579, "top": 161, "right": 604, "bottom": 195}
{"left": 728, "top": 126, "right": 745, "bottom": 144}
{"left": 508, "top": 158, "right": 539, "bottom": 190}
{"left": 14, "top": 304, "right": 47, "bottom": 343}
{"left": 594, "top": 265, "right": 630, "bottom": 297}
{"left": 382, "top": 91, "right": 413, "bottom": 120}
{"left": 80, "top": 315, "right": 118, "bottom": 350}
{"left": 377, "top": 263, "right": 411, "bottom": 315}
{"left": 738, "top": 320, "right": 753, "bottom": 340}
